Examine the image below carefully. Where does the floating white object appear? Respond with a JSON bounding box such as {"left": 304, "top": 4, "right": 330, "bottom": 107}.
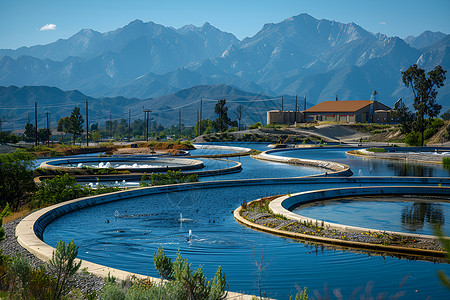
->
{"left": 114, "top": 210, "right": 120, "bottom": 218}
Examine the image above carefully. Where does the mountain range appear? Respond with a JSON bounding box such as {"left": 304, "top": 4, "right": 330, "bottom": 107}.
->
{"left": 0, "top": 13, "right": 449, "bottom": 128}
{"left": 0, "top": 84, "right": 295, "bottom": 130}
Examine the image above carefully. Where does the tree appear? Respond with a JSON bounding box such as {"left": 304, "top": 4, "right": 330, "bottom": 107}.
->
{"left": 67, "top": 107, "right": 84, "bottom": 144}
{"left": 401, "top": 64, "right": 446, "bottom": 146}
{"left": 57, "top": 116, "right": 70, "bottom": 143}
{"left": 0, "top": 150, "right": 36, "bottom": 211}
{"left": 195, "top": 119, "right": 213, "bottom": 136}
{"left": 233, "top": 104, "right": 245, "bottom": 131}
{"left": 23, "top": 122, "right": 35, "bottom": 142}
{"left": 90, "top": 129, "right": 101, "bottom": 142}
{"left": 37, "top": 128, "right": 51, "bottom": 144}
{"left": 392, "top": 99, "right": 415, "bottom": 134}
{"left": 213, "top": 99, "right": 231, "bottom": 132}
{"left": 0, "top": 203, "right": 10, "bottom": 241}
{"left": 442, "top": 109, "right": 450, "bottom": 121}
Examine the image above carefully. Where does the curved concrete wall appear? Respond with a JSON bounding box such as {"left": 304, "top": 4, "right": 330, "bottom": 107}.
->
{"left": 269, "top": 186, "right": 450, "bottom": 239}
{"left": 16, "top": 177, "right": 450, "bottom": 292}
{"left": 39, "top": 156, "right": 205, "bottom": 173}
{"left": 193, "top": 144, "right": 253, "bottom": 153}
{"left": 35, "top": 159, "right": 243, "bottom": 183}
{"left": 252, "top": 148, "right": 353, "bottom": 177}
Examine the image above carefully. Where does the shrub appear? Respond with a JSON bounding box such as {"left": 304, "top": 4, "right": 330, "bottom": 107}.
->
{"left": 249, "top": 122, "right": 262, "bottom": 129}
{"left": 50, "top": 239, "right": 82, "bottom": 299}
{"left": 27, "top": 266, "right": 57, "bottom": 299}
{"left": 404, "top": 131, "right": 422, "bottom": 146}
{"left": 0, "top": 150, "right": 36, "bottom": 211}
{"left": 431, "top": 118, "right": 444, "bottom": 129}
{"left": 100, "top": 283, "right": 126, "bottom": 300}
{"left": 424, "top": 127, "right": 437, "bottom": 140}
{"left": 141, "top": 170, "right": 199, "bottom": 186}
{"left": 36, "top": 173, "right": 83, "bottom": 206}
{"left": 36, "top": 173, "right": 120, "bottom": 206}
{"left": 100, "top": 249, "right": 228, "bottom": 300}
{"left": 443, "top": 157, "right": 450, "bottom": 169}
{"left": 8, "top": 254, "right": 31, "bottom": 296}
{"left": 0, "top": 204, "right": 10, "bottom": 241}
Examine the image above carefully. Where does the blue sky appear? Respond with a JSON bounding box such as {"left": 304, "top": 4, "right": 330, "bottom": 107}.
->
{"left": 1, "top": 0, "right": 449, "bottom": 49}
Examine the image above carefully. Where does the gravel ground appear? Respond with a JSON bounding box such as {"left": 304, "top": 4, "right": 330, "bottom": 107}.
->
{"left": 0, "top": 218, "right": 105, "bottom": 296}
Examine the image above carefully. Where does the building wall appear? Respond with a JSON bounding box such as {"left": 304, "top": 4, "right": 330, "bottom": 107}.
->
{"left": 268, "top": 101, "right": 394, "bottom": 125}
{"left": 373, "top": 110, "right": 396, "bottom": 123}
{"left": 267, "top": 111, "right": 303, "bottom": 125}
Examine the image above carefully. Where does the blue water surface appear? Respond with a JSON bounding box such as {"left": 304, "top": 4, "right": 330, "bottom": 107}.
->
{"left": 42, "top": 146, "right": 450, "bottom": 299}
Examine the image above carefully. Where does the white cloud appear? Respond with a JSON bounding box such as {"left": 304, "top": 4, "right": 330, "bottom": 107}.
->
{"left": 40, "top": 24, "right": 56, "bottom": 31}
{"left": 378, "top": 21, "right": 386, "bottom": 25}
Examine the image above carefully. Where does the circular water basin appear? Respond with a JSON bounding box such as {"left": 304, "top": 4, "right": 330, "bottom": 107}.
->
{"left": 39, "top": 156, "right": 205, "bottom": 173}
{"left": 272, "top": 147, "right": 450, "bottom": 177}
{"left": 293, "top": 195, "right": 450, "bottom": 235}
{"left": 43, "top": 179, "right": 450, "bottom": 299}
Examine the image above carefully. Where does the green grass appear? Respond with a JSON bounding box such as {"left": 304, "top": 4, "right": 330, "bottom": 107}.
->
{"left": 367, "top": 147, "right": 387, "bottom": 153}
{"left": 443, "top": 157, "right": 450, "bottom": 168}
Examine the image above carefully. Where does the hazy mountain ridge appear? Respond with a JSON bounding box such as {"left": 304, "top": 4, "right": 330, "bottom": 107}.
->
{"left": 0, "top": 13, "right": 449, "bottom": 111}
{"left": 0, "top": 84, "right": 289, "bottom": 129}
{"left": 0, "top": 20, "right": 239, "bottom": 62}
{"left": 404, "top": 31, "right": 448, "bottom": 49}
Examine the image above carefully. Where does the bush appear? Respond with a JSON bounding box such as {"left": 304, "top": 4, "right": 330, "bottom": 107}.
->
{"left": 27, "top": 266, "right": 57, "bottom": 299}
{"left": 431, "top": 118, "right": 445, "bottom": 129}
{"left": 35, "top": 173, "right": 83, "bottom": 206}
{"left": 100, "top": 249, "right": 228, "bottom": 300}
{"left": 0, "top": 150, "right": 36, "bottom": 211}
{"left": 50, "top": 239, "right": 82, "bottom": 299}
{"left": 140, "top": 170, "right": 198, "bottom": 186}
{"left": 100, "top": 284, "right": 126, "bottom": 300}
{"left": 0, "top": 204, "right": 10, "bottom": 241}
{"left": 8, "top": 254, "right": 31, "bottom": 295}
{"left": 249, "top": 122, "right": 262, "bottom": 129}
{"left": 36, "top": 173, "right": 120, "bottom": 207}
{"left": 424, "top": 127, "right": 437, "bottom": 140}
{"left": 443, "top": 157, "right": 450, "bottom": 169}
{"left": 404, "top": 131, "right": 422, "bottom": 146}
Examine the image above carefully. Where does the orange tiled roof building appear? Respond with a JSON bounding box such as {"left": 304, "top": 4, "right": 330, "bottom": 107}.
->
{"left": 267, "top": 100, "right": 395, "bottom": 125}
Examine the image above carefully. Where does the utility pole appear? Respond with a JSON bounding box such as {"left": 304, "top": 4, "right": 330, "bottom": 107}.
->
{"left": 109, "top": 113, "right": 112, "bottom": 138}
{"left": 143, "top": 109, "right": 147, "bottom": 141}
{"left": 179, "top": 110, "right": 182, "bottom": 139}
{"left": 295, "top": 95, "right": 298, "bottom": 124}
{"left": 304, "top": 93, "right": 307, "bottom": 111}
{"left": 143, "top": 107, "right": 152, "bottom": 142}
{"left": 86, "top": 99, "right": 89, "bottom": 146}
{"left": 281, "top": 96, "right": 284, "bottom": 111}
{"left": 199, "top": 99, "right": 203, "bottom": 136}
{"left": 196, "top": 110, "right": 199, "bottom": 136}
{"left": 46, "top": 112, "right": 49, "bottom": 146}
{"left": 34, "top": 102, "right": 38, "bottom": 146}
{"left": 128, "top": 109, "right": 131, "bottom": 142}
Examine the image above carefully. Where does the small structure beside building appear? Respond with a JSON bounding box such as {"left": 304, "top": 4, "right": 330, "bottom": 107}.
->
{"left": 267, "top": 100, "right": 395, "bottom": 125}
{"left": 266, "top": 110, "right": 303, "bottom": 125}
